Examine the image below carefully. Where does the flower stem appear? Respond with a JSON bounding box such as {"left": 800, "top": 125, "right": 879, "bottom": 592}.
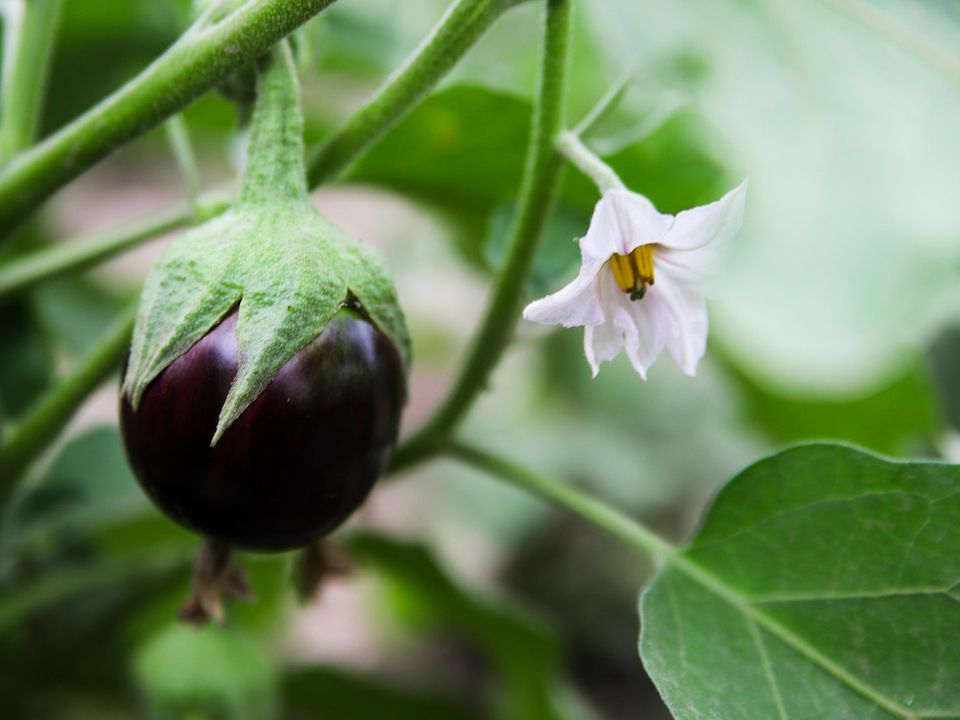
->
{"left": 239, "top": 41, "right": 309, "bottom": 206}
{"left": 446, "top": 440, "right": 678, "bottom": 561}
{"left": 0, "top": 0, "right": 337, "bottom": 237}
{"left": 0, "top": 302, "right": 136, "bottom": 500}
{"left": 0, "top": 193, "right": 229, "bottom": 303}
{"left": 164, "top": 115, "right": 202, "bottom": 217}
{"left": 572, "top": 67, "right": 636, "bottom": 138}
{"left": 392, "top": 0, "right": 574, "bottom": 471}
{"left": 0, "top": 0, "right": 64, "bottom": 163}
{"left": 307, "top": 0, "right": 523, "bottom": 186}
{"left": 555, "top": 130, "right": 624, "bottom": 194}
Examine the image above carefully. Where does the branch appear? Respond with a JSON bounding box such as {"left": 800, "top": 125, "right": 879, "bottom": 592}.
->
{"left": 0, "top": 193, "right": 229, "bottom": 303}
{"left": 446, "top": 440, "right": 677, "bottom": 560}
{"left": 0, "top": 0, "right": 64, "bottom": 162}
{"left": 392, "top": 0, "right": 574, "bottom": 471}
{"left": 0, "top": 0, "right": 337, "bottom": 237}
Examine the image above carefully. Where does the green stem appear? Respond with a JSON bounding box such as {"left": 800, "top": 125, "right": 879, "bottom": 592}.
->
{"left": 0, "top": 194, "right": 229, "bottom": 303}
{"left": 447, "top": 440, "right": 677, "bottom": 560}
{"left": 555, "top": 130, "right": 624, "bottom": 193}
{"left": 164, "top": 115, "right": 202, "bottom": 216}
{"left": 572, "top": 67, "right": 635, "bottom": 138}
{"left": 307, "top": 0, "right": 523, "bottom": 186}
{"left": 392, "top": 0, "right": 573, "bottom": 471}
{"left": 0, "top": 303, "right": 136, "bottom": 497}
{"left": 0, "top": 0, "right": 337, "bottom": 237}
{"left": 0, "top": 0, "right": 64, "bottom": 162}
{"left": 239, "top": 41, "right": 308, "bottom": 206}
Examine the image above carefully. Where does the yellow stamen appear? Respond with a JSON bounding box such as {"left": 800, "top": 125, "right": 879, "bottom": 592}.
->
{"left": 609, "top": 245, "right": 655, "bottom": 301}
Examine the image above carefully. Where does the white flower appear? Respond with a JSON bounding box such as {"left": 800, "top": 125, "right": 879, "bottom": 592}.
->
{"left": 523, "top": 182, "right": 747, "bottom": 379}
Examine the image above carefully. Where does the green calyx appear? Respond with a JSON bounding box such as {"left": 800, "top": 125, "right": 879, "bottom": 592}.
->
{"left": 123, "top": 41, "right": 410, "bottom": 445}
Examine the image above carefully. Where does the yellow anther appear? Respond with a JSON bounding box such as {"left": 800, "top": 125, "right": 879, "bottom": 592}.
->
{"left": 609, "top": 245, "right": 655, "bottom": 301}
{"left": 610, "top": 253, "right": 635, "bottom": 294}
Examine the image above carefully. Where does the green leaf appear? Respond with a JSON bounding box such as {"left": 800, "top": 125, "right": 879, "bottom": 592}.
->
{"left": 134, "top": 623, "right": 278, "bottom": 720}
{"left": 284, "top": 665, "right": 481, "bottom": 720}
{"left": 727, "top": 359, "right": 942, "bottom": 456}
{"left": 344, "top": 531, "right": 578, "bottom": 720}
{"left": 640, "top": 443, "right": 960, "bottom": 719}
{"left": 4, "top": 425, "right": 148, "bottom": 550}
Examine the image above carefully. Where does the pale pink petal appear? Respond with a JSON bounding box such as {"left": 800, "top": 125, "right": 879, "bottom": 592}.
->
{"left": 581, "top": 189, "right": 673, "bottom": 260}
{"left": 584, "top": 321, "right": 624, "bottom": 378}
{"left": 523, "top": 260, "right": 605, "bottom": 327}
{"left": 649, "top": 264, "right": 709, "bottom": 376}
{"left": 622, "top": 292, "right": 669, "bottom": 379}
{"left": 585, "top": 273, "right": 668, "bottom": 379}
{"left": 660, "top": 181, "right": 747, "bottom": 252}
{"left": 653, "top": 244, "right": 715, "bottom": 295}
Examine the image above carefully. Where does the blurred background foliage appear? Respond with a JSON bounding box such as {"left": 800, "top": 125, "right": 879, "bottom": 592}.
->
{"left": 0, "top": 0, "right": 958, "bottom": 718}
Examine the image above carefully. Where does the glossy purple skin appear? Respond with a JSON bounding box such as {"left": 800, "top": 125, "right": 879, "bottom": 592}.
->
{"left": 120, "top": 309, "right": 405, "bottom": 552}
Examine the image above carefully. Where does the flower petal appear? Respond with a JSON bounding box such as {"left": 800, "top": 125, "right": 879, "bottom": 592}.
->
{"left": 585, "top": 272, "right": 667, "bottom": 379}
{"left": 584, "top": 320, "right": 624, "bottom": 378}
{"left": 581, "top": 189, "right": 673, "bottom": 260}
{"left": 523, "top": 260, "right": 605, "bottom": 328}
{"left": 650, "top": 265, "right": 708, "bottom": 376}
{"left": 622, "top": 292, "right": 668, "bottom": 379}
{"left": 660, "top": 181, "right": 747, "bottom": 252}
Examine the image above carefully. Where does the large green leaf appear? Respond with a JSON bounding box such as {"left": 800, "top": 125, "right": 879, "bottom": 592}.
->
{"left": 727, "top": 359, "right": 942, "bottom": 456}
{"left": 640, "top": 443, "right": 960, "bottom": 719}
{"left": 344, "top": 531, "right": 584, "bottom": 720}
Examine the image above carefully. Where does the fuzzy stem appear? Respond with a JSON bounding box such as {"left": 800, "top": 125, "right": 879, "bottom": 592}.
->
{"left": 392, "top": 0, "right": 573, "bottom": 471}
{"left": 0, "top": 303, "right": 136, "bottom": 498}
{"left": 0, "top": 194, "right": 230, "bottom": 303}
{"left": 555, "top": 130, "right": 624, "bottom": 194}
{"left": 572, "top": 67, "right": 636, "bottom": 138}
{"left": 164, "top": 115, "right": 202, "bottom": 216}
{"left": 447, "top": 440, "right": 678, "bottom": 560}
{"left": 0, "top": 0, "right": 336, "bottom": 237}
{"left": 0, "top": 0, "right": 64, "bottom": 163}
{"left": 239, "top": 41, "right": 308, "bottom": 206}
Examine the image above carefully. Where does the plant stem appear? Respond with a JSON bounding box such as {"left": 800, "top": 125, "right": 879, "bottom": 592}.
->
{"left": 239, "top": 41, "right": 309, "bottom": 206}
{"left": 0, "top": 0, "right": 64, "bottom": 163}
{"left": 572, "top": 67, "right": 636, "bottom": 138}
{"left": 555, "top": 130, "right": 624, "bottom": 193}
{"left": 307, "top": 0, "right": 523, "bottom": 186}
{"left": 0, "top": 194, "right": 230, "bottom": 303}
{"left": 0, "top": 303, "right": 136, "bottom": 497}
{"left": 392, "top": 0, "right": 574, "bottom": 471}
{"left": 164, "top": 115, "right": 202, "bottom": 217}
{"left": 447, "top": 440, "right": 678, "bottom": 561}
{"left": 0, "top": 0, "right": 337, "bottom": 237}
